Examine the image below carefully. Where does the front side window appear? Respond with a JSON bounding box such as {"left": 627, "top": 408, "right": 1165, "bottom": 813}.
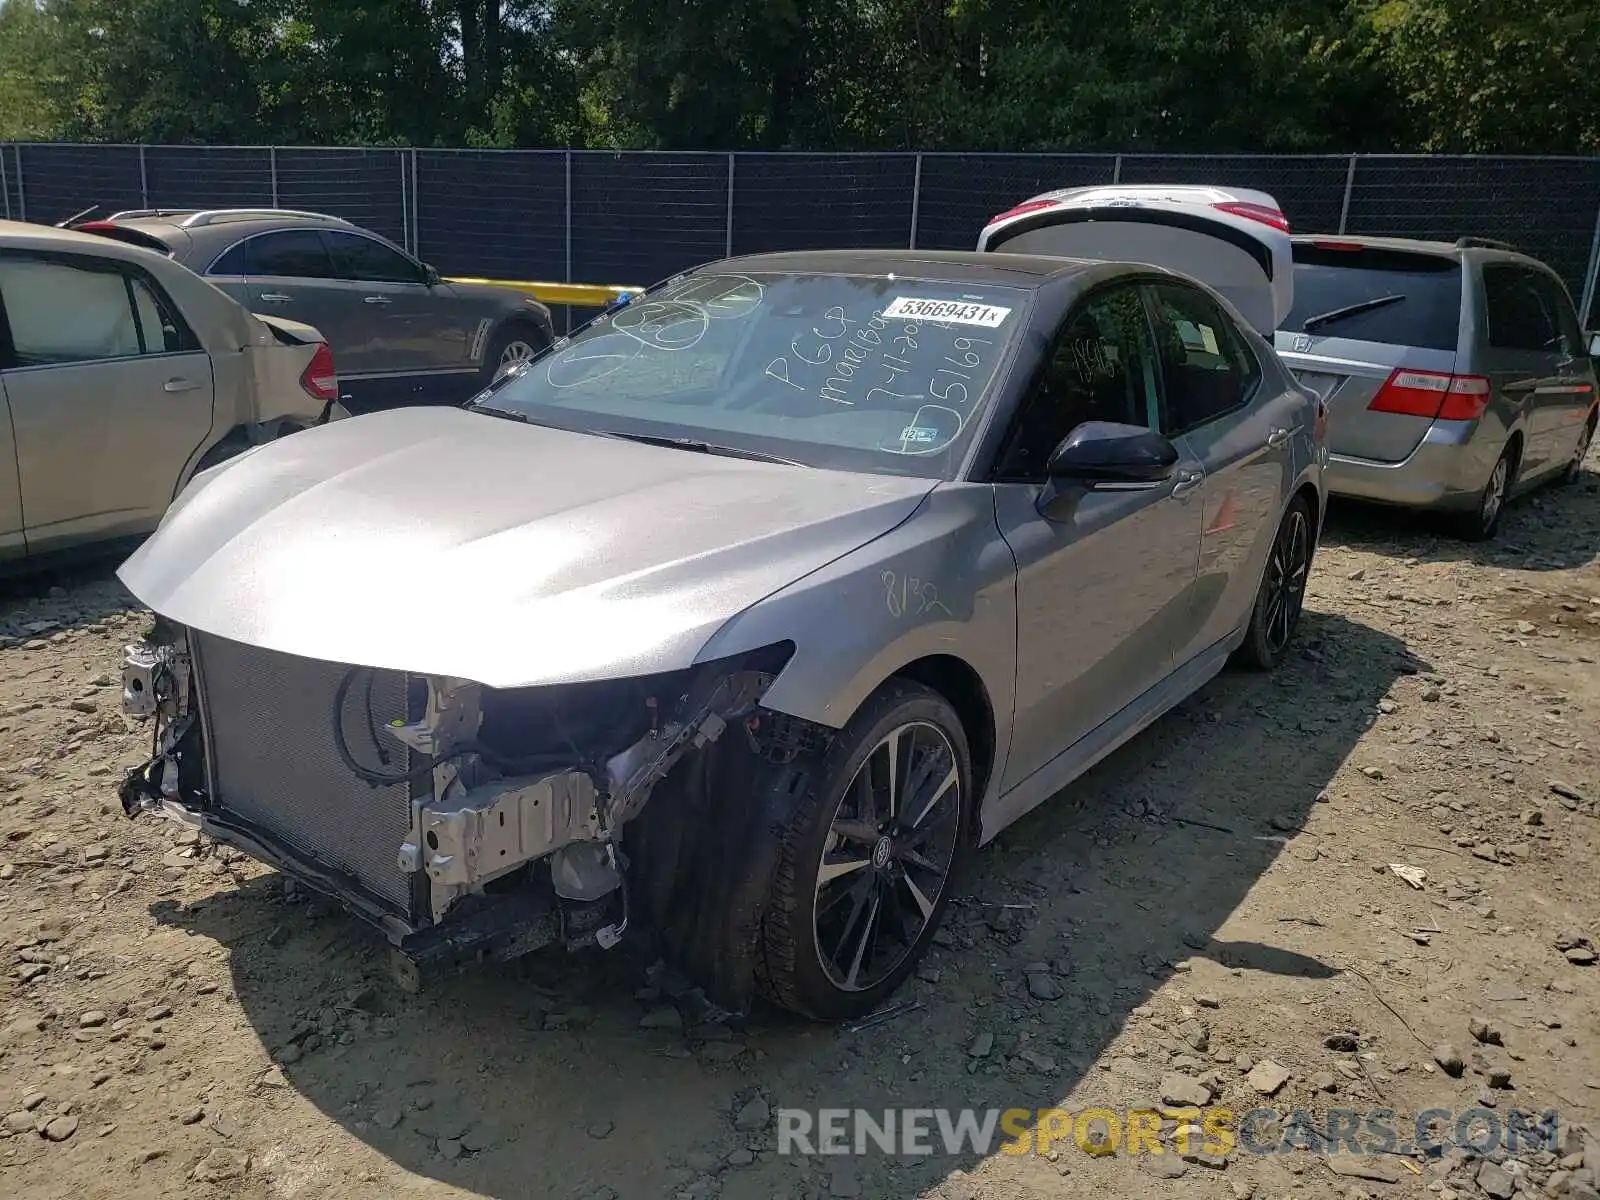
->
{"left": 471, "top": 271, "right": 1030, "bottom": 479}
{"left": 995, "top": 284, "right": 1158, "bottom": 482}
{"left": 1525, "top": 270, "right": 1583, "bottom": 357}
{"left": 1483, "top": 264, "right": 1559, "bottom": 352}
{"left": 0, "top": 255, "right": 189, "bottom": 366}
{"left": 324, "top": 232, "right": 421, "bottom": 284}
{"left": 1147, "top": 283, "right": 1257, "bottom": 433}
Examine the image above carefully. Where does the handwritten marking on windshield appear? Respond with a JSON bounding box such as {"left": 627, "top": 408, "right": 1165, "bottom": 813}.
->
{"left": 548, "top": 274, "right": 765, "bottom": 390}
{"left": 883, "top": 570, "right": 953, "bottom": 619}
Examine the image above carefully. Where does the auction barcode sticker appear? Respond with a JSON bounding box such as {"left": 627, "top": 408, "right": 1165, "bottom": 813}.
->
{"left": 881, "top": 297, "right": 1013, "bottom": 328}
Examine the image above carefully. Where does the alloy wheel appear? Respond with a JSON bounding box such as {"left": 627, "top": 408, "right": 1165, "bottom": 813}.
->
{"left": 498, "top": 339, "right": 539, "bottom": 370}
{"left": 812, "top": 721, "right": 962, "bottom": 992}
{"left": 1264, "top": 507, "right": 1311, "bottom": 656}
{"left": 1481, "top": 456, "right": 1509, "bottom": 528}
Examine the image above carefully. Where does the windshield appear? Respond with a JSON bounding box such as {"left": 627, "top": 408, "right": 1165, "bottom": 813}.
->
{"left": 470, "top": 271, "right": 1030, "bottom": 478}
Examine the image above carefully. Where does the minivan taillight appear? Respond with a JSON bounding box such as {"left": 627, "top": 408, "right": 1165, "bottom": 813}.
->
{"left": 1369, "top": 369, "right": 1491, "bottom": 422}
{"left": 300, "top": 342, "right": 338, "bottom": 402}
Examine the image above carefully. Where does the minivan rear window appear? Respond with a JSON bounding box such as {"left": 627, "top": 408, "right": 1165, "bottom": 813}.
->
{"left": 1286, "top": 245, "right": 1462, "bottom": 352}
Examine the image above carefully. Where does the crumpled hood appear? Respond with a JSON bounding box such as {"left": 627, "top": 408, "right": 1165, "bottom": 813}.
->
{"left": 119, "top": 407, "right": 933, "bottom": 687}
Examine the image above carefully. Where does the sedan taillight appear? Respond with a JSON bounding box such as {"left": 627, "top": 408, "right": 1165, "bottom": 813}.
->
{"left": 300, "top": 343, "right": 338, "bottom": 402}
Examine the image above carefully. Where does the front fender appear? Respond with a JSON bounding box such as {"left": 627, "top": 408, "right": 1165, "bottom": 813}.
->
{"left": 694, "top": 481, "right": 1018, "bottom": 766}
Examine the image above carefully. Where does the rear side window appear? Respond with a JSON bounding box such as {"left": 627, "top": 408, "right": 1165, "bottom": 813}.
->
{"left": 1286, "top": 245, "right": 1462, "bottom": 352}
{"left": 1484, "top": 263, "right": 1574, "bottom": 354}
{"left": 245, "top": 230, "right": 334, "bottom": 279}
{"left": 209, "top": 240, "right": 248, "bottom": 276}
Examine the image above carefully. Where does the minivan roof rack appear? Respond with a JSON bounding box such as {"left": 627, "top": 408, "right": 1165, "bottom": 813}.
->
{"left": 1455, "top": 236, "right": 1518, "bottom": 252}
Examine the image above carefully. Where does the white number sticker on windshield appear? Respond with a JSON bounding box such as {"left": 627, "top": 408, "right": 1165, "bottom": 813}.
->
{"left": 881, "top": 296, "right": 1013, "bottom": 328}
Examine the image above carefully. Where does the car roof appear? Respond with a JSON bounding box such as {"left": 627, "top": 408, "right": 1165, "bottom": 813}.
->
{"left": 710, "top": 248, "right": 1105, "bottom": 287}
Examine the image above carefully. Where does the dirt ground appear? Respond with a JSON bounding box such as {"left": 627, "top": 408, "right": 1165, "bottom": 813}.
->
{"left": 1, "top": 462, "right": 1597, "bottom": 1200}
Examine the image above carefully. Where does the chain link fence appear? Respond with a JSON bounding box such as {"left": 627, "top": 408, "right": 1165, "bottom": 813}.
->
{"left": 5, "top": 145, "right": 1600, "bottom": 325}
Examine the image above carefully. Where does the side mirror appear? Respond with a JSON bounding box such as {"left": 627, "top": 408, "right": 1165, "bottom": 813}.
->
{"left": 422, "top": 263, "right": 442, "bottom": 287}
{"left": 1587, "top": 330, "right": 1600, "bottom": 359}
{"left": 1046, "top": 421, "right": 1180, "bottom": 485}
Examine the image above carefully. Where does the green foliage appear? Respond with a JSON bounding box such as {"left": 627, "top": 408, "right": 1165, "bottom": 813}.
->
{"left": 0, "top": 0, "right": 1592, "bottom": 151}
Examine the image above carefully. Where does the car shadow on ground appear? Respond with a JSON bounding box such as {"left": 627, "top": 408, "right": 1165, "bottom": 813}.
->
{"left": 1321, "top": 470, "right": 1600, "bottom": 572}
{"left": 0, "top": 546, "right": 143, "bottom": 641}
{"left": 150, "top": 609, "right": 1420, "bottom": 1199}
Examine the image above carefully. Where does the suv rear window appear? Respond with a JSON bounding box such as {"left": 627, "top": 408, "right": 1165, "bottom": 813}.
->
{"left": 1286, "top": 245, "right": 1462, "bottom": 352}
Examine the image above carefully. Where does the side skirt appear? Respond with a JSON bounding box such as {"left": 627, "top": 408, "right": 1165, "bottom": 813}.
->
{"left": 980, "top": 626, "right": 1246, "bottom": 842}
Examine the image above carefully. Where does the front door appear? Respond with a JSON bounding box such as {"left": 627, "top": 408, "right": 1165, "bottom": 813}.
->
{"left": 1144, "top": 281, "right": 1295, "bottom": 663}
{"left": 992, "top": 282, "right": 1204, "bottom": 792}
{"left": 0, "top": 250, "right": 215, "bottom": 552}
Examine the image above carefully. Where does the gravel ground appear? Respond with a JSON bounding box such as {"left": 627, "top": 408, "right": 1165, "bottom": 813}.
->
{"left": 0, "top": 461, "right": 1597, "bottom": 1200}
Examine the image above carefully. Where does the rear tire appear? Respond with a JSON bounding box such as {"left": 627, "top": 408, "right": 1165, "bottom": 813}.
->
{"left": 755, "top": 681, "right": 971, "bottom": 1021}
{"left": 1236, "top": 495, "right": 1314, "bottom": 671}
{"left": 1556, "top": 413, "right": 1595, "bottom": 486}
{"left": 1451, "top": 442, "right": 1516, "bottom": 540}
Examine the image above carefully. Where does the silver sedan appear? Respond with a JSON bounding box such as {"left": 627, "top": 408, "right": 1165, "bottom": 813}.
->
{"left": 114, "top": 247, "right": 1325, "bottom": 1020}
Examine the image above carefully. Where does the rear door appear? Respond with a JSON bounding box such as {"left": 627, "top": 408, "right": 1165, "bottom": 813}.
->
{"left": 0, "top": 250, "right": 214, "bottom": 551}
{"left": 239, "top": 230, "right": 365, "bottom": 372}
{"left": 1479, "top": 262, "right": 1571, "bottom": 478}
{"left": 1276, "top": 242, "right": 1463, "bottom": 463}
{"left": 1145, "top": 281, "right": 1295, "bottom": 665}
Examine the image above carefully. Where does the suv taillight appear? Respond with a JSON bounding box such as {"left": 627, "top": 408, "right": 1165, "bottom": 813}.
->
{"left": 300, "top": 343, "right": 338, "bottom": 402}
{"left": 1369, "top": 369, "right": 1491, "bottom": 422}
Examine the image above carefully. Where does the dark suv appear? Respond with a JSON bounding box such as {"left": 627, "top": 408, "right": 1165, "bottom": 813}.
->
{"left": 1275, "top": 236, "right": 1596, "bottom": 539}
{"left": 73, "top": 208, "right": 554, "bottom": 413}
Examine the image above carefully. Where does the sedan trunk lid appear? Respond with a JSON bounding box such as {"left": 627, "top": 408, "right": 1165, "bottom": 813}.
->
{"left": 977, "top": 184, "right": 1293, "bottom": 335}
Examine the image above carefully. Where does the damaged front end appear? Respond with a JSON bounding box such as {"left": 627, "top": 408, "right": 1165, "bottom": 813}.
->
{"left": 119, "top": 624, "right": 795, "bottom": 996}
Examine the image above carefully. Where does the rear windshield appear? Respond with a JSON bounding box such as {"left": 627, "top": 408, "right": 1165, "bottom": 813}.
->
{"left": 1286, "top": 246, "right": 1462, "bottom": 352}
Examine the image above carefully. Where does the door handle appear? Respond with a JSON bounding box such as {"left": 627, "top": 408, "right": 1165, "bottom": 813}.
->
{"left": 1266, "top": 425, "right": 1299, "bottom": 449}
{"left": 363, "top": 295, "right": 393, "bottom": 306}
{"left": 258, "top": 293, "right": 293, "bottom": 303}
{"left": 1171, "top": 469, "right": 1204, "bottom": 497}
{"left": 163, "top": 378, "right": 200, "bottom": 393}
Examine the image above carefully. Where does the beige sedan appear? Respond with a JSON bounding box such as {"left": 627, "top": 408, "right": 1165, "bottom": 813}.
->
{"left": 0, "top": 219, "right": 346, "bottom": 567}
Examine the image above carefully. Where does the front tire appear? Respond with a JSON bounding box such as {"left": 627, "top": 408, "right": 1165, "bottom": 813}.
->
{"left": 756, "top": 681, "right": 971, "bottom": 1020}
{"left": 1556, "top": 413, "right": 1595, "bottom": 487}
{"left": 1236, "top": 495, "right": 1314, "bottom": 671}
{"left": 483, "top": 322, "right": 550, "bottom": 386}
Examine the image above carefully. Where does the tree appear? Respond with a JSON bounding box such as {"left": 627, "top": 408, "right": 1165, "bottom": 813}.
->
{"left": 1365, "top": 0, "right": 1600, "bottom": 154}
{"left": 0, "top": 0, "right": 60, "bottom": 140}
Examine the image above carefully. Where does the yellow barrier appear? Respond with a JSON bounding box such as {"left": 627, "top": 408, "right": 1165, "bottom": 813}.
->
{"left": 444, "top": 276, "right": 645, "bottom": 306}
